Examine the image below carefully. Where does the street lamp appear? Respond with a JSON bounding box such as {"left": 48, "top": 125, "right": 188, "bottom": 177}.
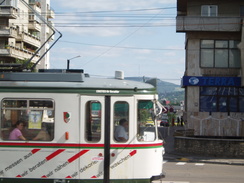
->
{"left": 67, "top": 55, "right": 81, "bottom": 70}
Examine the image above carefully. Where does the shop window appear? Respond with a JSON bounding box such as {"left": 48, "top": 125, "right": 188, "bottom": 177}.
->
{"left": 201, "top": 5, "right": 218, "bottom": 17}
{"left": 241, "top": 6, "right": 244, "bottom": 17}
{"left": 200, "top": 87, "right": 243, "bottom": 112}
{"left": 113, "top": 101, "right": 129, "bottom": 142}
{"left": 239, "top": 88, "right": 244, "bottom": 112}
{"left": 200, "top": 95, "right": 217, "bottom": 112}
{"left": 85, "top": 101, "right": 101, "bottom": 142}
{"left": 239, "top": 97, "right": 244, "bottom": 112}
{"left": 201, "top": 40, "right": 241, "bottom": 68}
{"left": 1, "top": 99, "right": 54, "bottom": 141}
{"left": 137, "top": 100, "right": 156, "bottom": 142}
{"left": 230, "top": 97, "right": 238, "bottom": 112}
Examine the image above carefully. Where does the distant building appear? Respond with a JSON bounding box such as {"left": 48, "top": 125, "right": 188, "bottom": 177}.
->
{"left": 0, "top": 0, "right": 54, "bottom": 71}
{"left": 177, "top": 0, "right": 244, "bottom": 136}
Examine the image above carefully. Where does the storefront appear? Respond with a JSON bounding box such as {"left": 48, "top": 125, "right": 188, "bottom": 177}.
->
{"left": 182, "top": 76, "right": 244, "bottom": 136}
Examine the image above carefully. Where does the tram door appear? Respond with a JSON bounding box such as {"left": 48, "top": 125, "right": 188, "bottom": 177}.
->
{"left": 109, "top": 97, "right": 135, "bottom": 181}
{"left": 81, "top": 96, "right": 134, "bottom": 182}
{"left": 80, "top": 96, "right": 105, "bottom": 180}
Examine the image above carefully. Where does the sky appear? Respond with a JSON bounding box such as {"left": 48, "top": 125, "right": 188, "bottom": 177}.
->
{"left": 49, "top": 0, "right": 185, "bottom": 85}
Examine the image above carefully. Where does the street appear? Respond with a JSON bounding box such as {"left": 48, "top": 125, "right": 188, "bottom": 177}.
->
{"left": 153, "top": 161, "right": 244, "bottom": 183}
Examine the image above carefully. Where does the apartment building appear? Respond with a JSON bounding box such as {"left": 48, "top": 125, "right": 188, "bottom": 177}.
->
{"left": 0, "top": 0, "right": 54, "bottom": 71}
{"left": 177, "top": 0, "right": 244, "bottom": 137}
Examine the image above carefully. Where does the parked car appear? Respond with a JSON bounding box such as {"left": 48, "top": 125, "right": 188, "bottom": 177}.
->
{"left": 160, "top": 114, "right": 169, "bottom": 127}
{"left": 160, "top": 119, "right": 169, "bottom": 127}
{"left": 145, "top": 119, "right": 155, "bottom": 127}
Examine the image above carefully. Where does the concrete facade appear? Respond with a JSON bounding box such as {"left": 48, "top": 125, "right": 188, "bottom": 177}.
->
{"left": 0, "top": 0, "right": 54, "bottom": 70}
{"left": 177, "top": 0, "right": 244, "bottom": 137}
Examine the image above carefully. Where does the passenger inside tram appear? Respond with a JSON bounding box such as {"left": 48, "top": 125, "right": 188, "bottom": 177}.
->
{"left": 114, "top": 118, "right": 129, "bottom": 142}
{"left": 32, "top": 123, "right": 51, "bottom": 141}
{"left": 8, "top": 120, "right": 27, "bottom": 141}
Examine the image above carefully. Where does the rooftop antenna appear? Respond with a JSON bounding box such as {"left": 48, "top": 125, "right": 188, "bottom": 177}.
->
{"left": 19, "top": 0, "right": 62, "bottom": 71}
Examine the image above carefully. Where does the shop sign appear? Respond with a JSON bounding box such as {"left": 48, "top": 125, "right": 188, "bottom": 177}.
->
{"left": 182, "top": 76, "right": 241, "bottom": 86}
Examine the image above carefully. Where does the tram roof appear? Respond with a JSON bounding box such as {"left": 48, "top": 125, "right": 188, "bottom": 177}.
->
{"left": 0, "top": 70, "right": 156, "bottom": 91}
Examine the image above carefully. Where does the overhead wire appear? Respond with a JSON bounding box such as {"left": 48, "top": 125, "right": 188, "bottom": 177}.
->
{"left": 81, "top": 7, "right": 168, "bottom": 66}
{"left": 53, "top": 7, "right": 176, "bottom": 14}
{"left": 0, "top": 0, "right": 6, "bottom": 5}
{"left": 47, "top": 6, "right": 183, "bottom": 69}
{"left": 50, "top": 6, "right": 177, "bottom": 28}
{"left": 59, "top": 40, "right": 184, "bottom": 51}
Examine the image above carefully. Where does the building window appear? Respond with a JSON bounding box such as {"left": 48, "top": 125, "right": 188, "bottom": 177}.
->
{"left": 200, "top": 40, "right": 241, "bottom": 68}
{"left": 1, "top": 99, "right": 54, "bottom": 141}
{"left": 240, "top": 6, "right": 244, "bottom": 17}
{"left": 200, "top": 87, "right": 244, "bottom": 112}
{"left": 201, "top": 5, "right": 218, "bottom": 17}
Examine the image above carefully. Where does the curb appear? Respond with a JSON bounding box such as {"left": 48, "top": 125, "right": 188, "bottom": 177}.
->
{"left": 163, "top": 154, "right": 244, "bottom": 166}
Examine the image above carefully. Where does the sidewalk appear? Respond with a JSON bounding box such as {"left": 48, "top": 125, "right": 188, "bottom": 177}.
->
{"left": 164, "top": 152, "right": 244, "bottom": 165}
{"left": 159, "top": 126, "right": 244, "bottom": 166}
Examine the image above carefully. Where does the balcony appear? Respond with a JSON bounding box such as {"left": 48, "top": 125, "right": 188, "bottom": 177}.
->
{"left": 0, "top": 6, "right": 18, "bottom": 19}
{"left": 176, "top": 16, "right": 241, "bottom": 32}
{"left": 17, "top": 32, "right": 41, "bottom": 48}
{"left": 28, "top": 20, "right": 41, "bottom": 32}
{"left": 46, "top": 21, "right": 55, "bottom": 40}
{"left": 0, "top": 27, "right": 17, "bottom": 38}
{"left": 0, "top": 46, "right": 40, "bottom": 62}
{"left": 47, "top": 8, "right": 55, "bottom": 19}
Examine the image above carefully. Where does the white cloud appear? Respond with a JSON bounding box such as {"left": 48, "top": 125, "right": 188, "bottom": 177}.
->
{"left": 49, "top": 0, "right": 185, "bottom": 85}
{"left": 52, "top": 0, "right": 176, "bottom": 11}
{"left": 52, "top": 0, "right": 176, "bottom": 37}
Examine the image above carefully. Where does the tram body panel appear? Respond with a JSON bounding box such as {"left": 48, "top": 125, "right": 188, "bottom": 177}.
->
{"left": 0, "top": 75, "right": 165, "bottom": 182}
{"left": 109, "top": 148, "right": 135, "bottom": 179}
{"left": 0, "top": 147, "right": 82, "bottom": 179}
{"left": 133, "top": 145, "right": 163, "bottom": 178}
{"left": 0, "top": 93, "right": 82, "bottom": 180}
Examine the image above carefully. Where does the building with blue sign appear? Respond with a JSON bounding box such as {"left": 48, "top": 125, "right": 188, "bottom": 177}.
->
{"left": 177, "top": 0, "right": 244, "bottom": 137}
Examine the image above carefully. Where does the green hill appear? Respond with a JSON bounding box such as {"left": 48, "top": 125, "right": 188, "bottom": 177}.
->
{"left": 125, "top": 77, "right": 184, "bottom": 104}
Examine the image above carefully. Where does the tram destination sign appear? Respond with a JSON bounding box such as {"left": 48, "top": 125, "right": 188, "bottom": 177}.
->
{"left": 182, "top": 76, "right": 241, "bottom": 87}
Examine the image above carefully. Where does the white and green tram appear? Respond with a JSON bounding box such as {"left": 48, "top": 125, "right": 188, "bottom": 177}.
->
{"left": 0, "top": 69, "right": 165, "bottom": 183}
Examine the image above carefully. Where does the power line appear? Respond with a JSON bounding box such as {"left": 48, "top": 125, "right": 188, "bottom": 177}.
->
{"left": 5, "top": 21, "right": 242, "bottom": 28}
{"left": 59, "top": 40, "right": 184, "bottom": 51}
{"left": 82, "top": 8, "right": 166, "bottom": 66}
{"left": 53, "top": 7, "right": 176, "bottom": 14}
{"left": 55, "top": 24, "right": 175, "bottom": 28}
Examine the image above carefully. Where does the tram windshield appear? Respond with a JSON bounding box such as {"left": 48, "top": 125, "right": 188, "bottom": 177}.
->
{"left": 137, "top": 100, "right": 156, "bottom": 142}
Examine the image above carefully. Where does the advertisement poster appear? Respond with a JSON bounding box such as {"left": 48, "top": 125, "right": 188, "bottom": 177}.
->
{"left": 28, "top": 111, "right": 42, "bottom": 129}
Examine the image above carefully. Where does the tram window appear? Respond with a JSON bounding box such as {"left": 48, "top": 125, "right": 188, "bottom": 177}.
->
{"left": 137, "top": 100, "right": 156, "bottom": 142}
{"left": 114, "top": 101, "right": 129, "bottom": 142}
{"left": 85, "top": 101, "right": 101, "bottom": 142}
{"left": 0, "top": 99, "right": 54, "bottom": 141}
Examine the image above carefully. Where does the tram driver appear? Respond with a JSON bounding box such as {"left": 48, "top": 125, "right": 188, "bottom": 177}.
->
{"left": 114, "top": 118, "right": 129, "bottom": 142}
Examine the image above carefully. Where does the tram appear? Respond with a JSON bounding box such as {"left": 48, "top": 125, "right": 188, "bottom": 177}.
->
{"left": 0, "top": 69, "right": 165, "bottom": 183}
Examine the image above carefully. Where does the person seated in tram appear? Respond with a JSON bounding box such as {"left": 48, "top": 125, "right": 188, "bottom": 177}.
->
{"left": 9, "top": 120, "right": 26, "bottom": 141}
{"left": 114, "top": 118, "right": 129, "bottom": 142}
{"left": 32, "top": 123, "right": 51, "bottom": 141}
